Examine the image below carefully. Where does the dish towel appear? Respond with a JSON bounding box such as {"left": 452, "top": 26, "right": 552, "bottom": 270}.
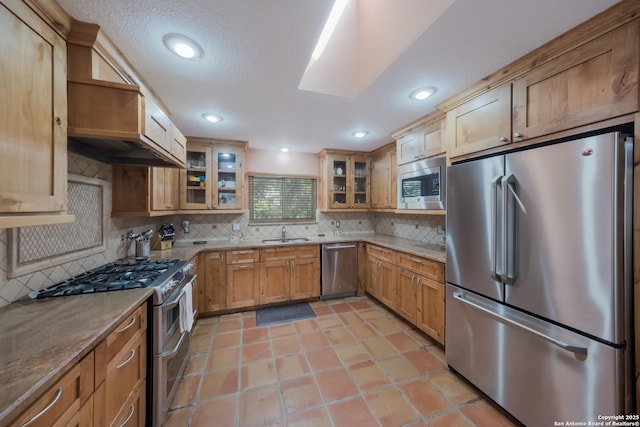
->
{"left": 179, "top": 281, "right": 194, "bottom": 333}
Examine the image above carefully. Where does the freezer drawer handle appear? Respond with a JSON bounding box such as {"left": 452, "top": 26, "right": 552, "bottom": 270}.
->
{"left": 453, "top": 292, "right": 588, "bottom": 358}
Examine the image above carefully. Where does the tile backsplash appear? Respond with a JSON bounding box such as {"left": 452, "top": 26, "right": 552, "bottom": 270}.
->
{"left": 0, "top": 153, "right": 445, "bottom": 307}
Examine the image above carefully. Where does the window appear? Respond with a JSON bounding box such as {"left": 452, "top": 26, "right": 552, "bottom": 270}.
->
{"left": 249, "top": 175, "right": 317, "bottom": 223}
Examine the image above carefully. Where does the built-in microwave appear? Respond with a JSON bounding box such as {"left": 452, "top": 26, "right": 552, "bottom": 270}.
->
{"left": 397, "top": 156, "right": 446, "bottom": 210}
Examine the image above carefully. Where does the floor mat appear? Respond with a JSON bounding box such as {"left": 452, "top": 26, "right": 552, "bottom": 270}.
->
{"left": 256, "top": 302, "right": 316, "bottom": 327}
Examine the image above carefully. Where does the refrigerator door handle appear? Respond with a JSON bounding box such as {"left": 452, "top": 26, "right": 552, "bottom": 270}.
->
{"left": 452, "top": 292, "right": 588, "bottom": 357}
{"left": 491, "top": 176, "right": 503, "bottom": 282}
{"left": 502, "top": 174, "right": 517, "bottom": 285}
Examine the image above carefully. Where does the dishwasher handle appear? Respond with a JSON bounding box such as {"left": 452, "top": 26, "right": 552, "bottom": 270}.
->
{"left": 323, "top": 243, "right": 357, "bottom": 250}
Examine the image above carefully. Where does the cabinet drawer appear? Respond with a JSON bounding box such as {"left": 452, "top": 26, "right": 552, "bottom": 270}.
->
{"left": 103, "top": 329, "right": 146, "bottom": 426}
{"left": 10, "top": 352, "right": 94, "bottom": 427}
{"left": 105, "top": 304, "right": 147, "bottom": 363}
{"left": 367, "top": 245, "right": 396, "bottom": 263}
{"left": 226, "top": 250, "right": 259, "bottom": 264}
{"left": 110, "top": 382, "right": 146, "bottom": 427}
{"left": 397, "top": 253, "right": 444, "bottom": 282}
{"left": 260, "top": 245, "right": 319, "bottom": 262}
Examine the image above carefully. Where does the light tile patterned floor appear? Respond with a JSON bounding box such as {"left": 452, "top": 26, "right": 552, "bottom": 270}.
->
{"left": 164, "top": 296, "right": 517, "bottom": 427}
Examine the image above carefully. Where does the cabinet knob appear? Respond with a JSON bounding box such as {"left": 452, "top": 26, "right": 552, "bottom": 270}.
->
{"left": 55, "top": 116, "right": 62, "bottom": 125}
{"left": 499, "top": 136, "right": 508, "bottom": 142}
{"left": 514, "top": 132, "right": 523, "bottom": 139}
{"left": 207, "top": 205, "right": 211, "bottom": 209}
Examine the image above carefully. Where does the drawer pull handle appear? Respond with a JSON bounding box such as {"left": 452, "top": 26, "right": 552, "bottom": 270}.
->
{"left": 116, "top": 316, "right": 136, "bottom": 334}
{"left": 118, "top": 403, "right": 135, "bottom": 427}
{"left": 117, "top": 348, "right": 136, "bottom": 369}
{"left": 21, "top": 386, "right": 62, "bottom": 427}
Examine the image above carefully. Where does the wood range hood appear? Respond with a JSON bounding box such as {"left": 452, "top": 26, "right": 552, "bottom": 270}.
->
{"left": 66, "top": 21, "right": 186, "bottom": 168}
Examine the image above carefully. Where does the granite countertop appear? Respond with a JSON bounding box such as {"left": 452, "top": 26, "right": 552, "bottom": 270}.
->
{"left": 154, "top": 234, "right": 446, "bottom": 264}
{"left": 0, "top": 288, "right": 152, "bottom": 425}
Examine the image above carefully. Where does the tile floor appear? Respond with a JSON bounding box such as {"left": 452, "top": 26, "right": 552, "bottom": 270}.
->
{"left": 164, "top": 296, "right": 517, "bottom": 427}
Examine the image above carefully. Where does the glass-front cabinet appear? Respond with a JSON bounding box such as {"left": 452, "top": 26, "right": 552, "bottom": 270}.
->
{"left": 181, "top": 139, "right": 245, "bottom": 211}
{"left": 319, "top": 150, "right": 370, "bottom": 210}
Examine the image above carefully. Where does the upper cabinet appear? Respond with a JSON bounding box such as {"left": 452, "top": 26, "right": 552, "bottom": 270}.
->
{"left": 445, "top": 84, "right": 512, "bottom": 158}
{"left": 66, "top": 21, "right": 186, "bottom": 168}
{"left": 0, "top": 0, "right": 74, "bottom": 227}
{"left": 181, "top": 138, "right": 246, "bottom": 212}
{"left": 512, "top": 20, "right": 639, "bottom": 141}
{"left": 111, "top": 165, "right": 180, "bottom": 216}
{"left": 318, "top": 150, "right": 370, "bottom": 211}
{"left": 370, "top": 143, "right": 397, "bottom": 211}
{"left": 439, "top": 6, "right": 640, "bottom": 160}
{"left": 394, "top": 112, "right": 446, "bottom": 165}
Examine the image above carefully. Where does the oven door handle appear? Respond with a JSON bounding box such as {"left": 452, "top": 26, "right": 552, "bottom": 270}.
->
{"left": 161, "top": 330, "right": 187, "bottom": 358}
{"left": 163, "top": 275, "right": 197, "bottom": 310}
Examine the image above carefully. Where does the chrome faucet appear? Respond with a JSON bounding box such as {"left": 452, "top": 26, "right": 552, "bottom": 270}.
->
{"left": 282, "top": 225, "right": 286, "bottom": 241}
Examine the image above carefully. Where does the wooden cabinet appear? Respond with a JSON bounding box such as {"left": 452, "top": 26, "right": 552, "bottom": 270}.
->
{"left": 260, "top": 245, "right": 320, "bottom": 302}
{"left": 445, "top": 84, "right": 513, "bottom": 158}
{"left": 416, "top": 276, "right": 445, "bottom": 345}
{"left": 8, "top": 352, "right": 94, "bottom": 427}
{"left": 512, "top": 20, "right": 639, "bottom": 141}
{"left": 398, "top": 252, "right": 445, "bottom": 345}
{"left": 0, "top": 0, "right": 73, "bottom": 227}
{"left": 9, "top": 302, "right": 148, "bottom": 427}
{"left": 181, "top": 139, "right": 246, "bottom": 211}
{"left": 226, "top": 250, "right": 260, "bottom": 309}
{"left": 151, "top": 168, "right": 179, "bottom": 211}
{"left": 94, "top": 303, "right": 147, "bottom": 427}
{"left": 366, "top": 245, "right": 397, "bottom": 309}
{"left": 395, "top": 113, "right": 445, "bottom": 165}
{"left": 111, "top": 165, "right": 180, "bottom": 216}
{"left": 319, "top": 150, "right": 370, "bottom": 210}
{"left": 396, "top": 268, "right": 418, "bottom": 324}
{"left": 365, "top": 244, "right": 446, "bottom": 345}
{"left": 200, "top": 251, "right": 226, "bottom": 314}
{"left": 370, "top": 143, "right": 397, "bottom": 210}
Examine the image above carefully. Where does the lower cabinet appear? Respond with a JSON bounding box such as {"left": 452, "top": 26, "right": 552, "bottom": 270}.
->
{"left": 200, "top": 251, "right": 226, "bottom": 313}
{"left": 199, "top": 245, "right": 320, "bottom": 314}
{"left": 9, "top": 302, "right": 148, "bottom": 427}
{"left": 366, "top": 244, "right": 446, "bottom": 346}
{"left": 366, "top": 245, "right": 397, "bottom": 309}
{"left": 226, "top": 250, "right": 260, "bottom": 309}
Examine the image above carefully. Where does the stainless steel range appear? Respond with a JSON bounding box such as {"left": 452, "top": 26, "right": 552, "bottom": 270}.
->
{"left": 24, "top": 258, "right": 196, "bottom": 427}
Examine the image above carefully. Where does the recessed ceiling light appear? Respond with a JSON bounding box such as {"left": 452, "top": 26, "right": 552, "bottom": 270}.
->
{"left": 202, "top": 113, "right": 223, "bottom": 123}
{"left": 163, "top": 33, "right": 204, "bottom": 60}
{"left": 280, "top": 147, "right": 290, "bottom": 152}
{"left": 352, "top": 130, "right": 369, "bottom": 138}
{"left": 409, "top": 86, "right": 437, "bottom": 100}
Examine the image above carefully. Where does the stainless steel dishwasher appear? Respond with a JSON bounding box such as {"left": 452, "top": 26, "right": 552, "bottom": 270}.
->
{"left": 321, "top": 242, "right": 358, "bottom": 300}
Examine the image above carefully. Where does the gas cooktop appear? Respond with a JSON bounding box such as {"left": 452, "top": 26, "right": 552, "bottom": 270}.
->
{"left": 25, "top": 259, "right": 185, "bottom": 301}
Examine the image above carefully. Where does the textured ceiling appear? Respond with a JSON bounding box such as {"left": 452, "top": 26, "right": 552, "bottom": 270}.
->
{"left": 56, "top": 0, "right": 620, "bottom": 154}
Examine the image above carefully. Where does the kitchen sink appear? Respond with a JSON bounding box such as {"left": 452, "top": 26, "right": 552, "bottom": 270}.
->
{"left": 261, "top": 238, "right": 310, "bottom": 244}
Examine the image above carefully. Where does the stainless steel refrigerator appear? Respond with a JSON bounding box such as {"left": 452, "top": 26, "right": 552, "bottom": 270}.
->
{"left": 446, "top": 131, "right": 634, "bottom": 425}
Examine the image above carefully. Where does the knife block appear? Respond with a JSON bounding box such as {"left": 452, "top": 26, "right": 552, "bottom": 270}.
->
{"left": 151, "top": 234, "right": 172, "bottom": 250}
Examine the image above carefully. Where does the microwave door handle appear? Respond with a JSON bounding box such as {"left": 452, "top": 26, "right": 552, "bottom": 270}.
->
{"left": 491, "top": 176, "right": 502, "bottom": 282}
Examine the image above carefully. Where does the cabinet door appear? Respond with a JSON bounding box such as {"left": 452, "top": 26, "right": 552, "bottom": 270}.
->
{"left": 422, "top": 121, "right": 444, "bottom": 159}
{"left": 0, "top": 0, "right": 67, "bottom": 214}
{"left": 365, "top": 255, "right": 380, "bottom": 298}
{"left": 371, "top": 154, "right": 390, "bottom": 209}
{"left": 202, "top": 252, "right": 226, "bottom": 313}
{"left": 416, "top": 276, "right": 445, "bottom": 345}
{"left": 446, "top": 84, "right": 512, "bottom": 158}
{"left": 377, "top": 261, "right": 397, "bottom": 309}
{"left": 396, "top": 132, "right": 421, "bottom": 165}
{"left": 396, "top": 268, "right": 417, "bottom": 324}
{"left": 327, "top": 154, "right": 349, "bottom": 208}
{"left": 290, "top": 257, "right": 320, "bottom": 299}
{"left": 260, "top": 260, "right": 289, "bottom": 304}
{"left": 226, "top": 263, "right": 259, "bottom": 309}
{"left": 213, "top": 147, "right": 242, "bottom": 209}
{"left": 388, "top": 151, "right": 397, "bottom": 209}
{"left": 182, "top": 143, "right": 210, "bottom": 209}
{"left": 169, "top": 124, "right": 187, "bottom": 165}
{"left": 350, "top": 156, "right": 369, "bottom": 208}
{"left": 512, "top": 20, "right": 639, "bottom": 141}
{"left": 143, "top": 97, "right": 171, "bottom": 152}
{"left": 151, "top": 168, "right": 167, "bottom": 211}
